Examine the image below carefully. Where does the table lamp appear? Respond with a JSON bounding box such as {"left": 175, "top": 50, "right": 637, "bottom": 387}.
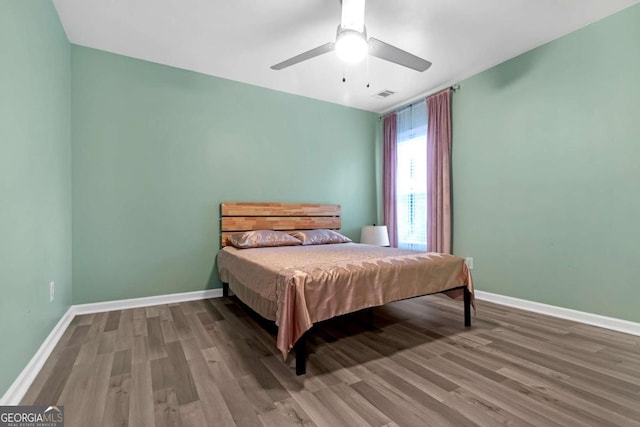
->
{"left": 360, "top": 225, "right": 390, "bottom": 246}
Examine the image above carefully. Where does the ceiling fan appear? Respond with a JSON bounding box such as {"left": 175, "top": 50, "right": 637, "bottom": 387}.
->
{"left": 270, "top": 0, "right": 431, "bottom": 72}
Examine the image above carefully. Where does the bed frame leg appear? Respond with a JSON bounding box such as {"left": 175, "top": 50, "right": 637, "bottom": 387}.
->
{"left": 367, "top": 307, "right": 374, "bottom": 329}
{"left": 222, "top": 283, "right": 229, "bottom": 297}
{"left": 294, "top": 334, "right": 307, "bottom": 376}
{"left": 464, "top": 287, "right": 471, "bottom": 327}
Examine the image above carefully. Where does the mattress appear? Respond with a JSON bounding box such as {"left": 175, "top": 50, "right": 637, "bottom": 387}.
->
{"left": 217, "top": 242, "right": 473, "bottom": 358}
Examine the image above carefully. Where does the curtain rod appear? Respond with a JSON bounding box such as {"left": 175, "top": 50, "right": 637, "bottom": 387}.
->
{"left": 379, "top": 83, "right": 460, "bottom": 119}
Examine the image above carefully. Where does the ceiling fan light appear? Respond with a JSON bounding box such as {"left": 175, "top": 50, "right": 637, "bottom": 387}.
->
{"left": 335, "top": 30, "right": 368, "bottom": 64}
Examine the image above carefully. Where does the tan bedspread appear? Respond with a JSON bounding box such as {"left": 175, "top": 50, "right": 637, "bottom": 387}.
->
{"left": 217, "top": 243, "right": 473, "bottom": 358}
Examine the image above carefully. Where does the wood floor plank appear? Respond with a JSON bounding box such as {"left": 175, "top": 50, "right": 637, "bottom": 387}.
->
{"left": 66, "top": 324, "right": 91, "bottom": 346}
{"left": 164, "top": 341, "right": 199, "bottom": 405}
{"left": 20, "top": 344, "right": 69, "bottom": 404}
{"left": 183, "top": 311, "right": 215, "bottom": 349}
{"left": 540, "top": 338, "right": 640, "bottom": 380}
{"left": 169, "top": 306, "right": 193, "bottom": 340}
{"left": 237, "top": 374, "right": 278, "bottom": 413}
{"left": 262, "top": 354, "right": 325, "bottom": 394}
{"left": 178, "top": 337, "right": 202, "bottom": 361}
{"left": 65, "top": 352, "right": 114, "bottom": 427}
{"left": 469, "top": 343, "right": 640, "bottom": 418}
{"left": 441, "top": 351, "right": 507, "bottom": 383}
{"left": 150, "top": 358, "right": 175, "bottom": 392}
{"left": 160, "top": 319, "right": 178, "bottom": 343}
{"left": 132, "top": 308, "right": 147, "bottom": 337}
{"left": 104, "top": 310, "right": 122, "bottom": 332}
{"left": 568, "top": 324, "right": 640, "bottom": 351}
{"left": 197, "top": 309, "right": 219, "bottom": 326}
{"left": 204, "top": 300, "right": 225, "bottom": 320}
{"left": 391, "top": 352, "right": 460, "bottom": 393}
{"left": 102, "top": 374, "right": 131, "bottom": 427}
{"left": 329, "top": 382, "right": 395, "bottom": 427}
{"left": 153, "top": 388, "right": 180, "bottom": 427}
{"left": 187, "top": 299, "right": 210, "bottom": 314}
{"left": 258, "top": 397, "right": 316, "bottom": 427}
{"left": 145, "top": 305, "right": 160, "bottom": 319}
{"left": 490, "top": 326, "right": 640, "bottom": 384}
{"left": 74, "top": 313, "right": 95, "bottom": 325}
{"left": 207, "top": 323, "right": 256, "bottom": 378}
{"left": 350, "top": 380, "right": 433, "bottom": 427}
{"left": 74, "top": 335, "right": 100, "bottom": 366}
{"left": 178, "top": 401, "right": 208, "bottom": 427}
{"left": 425, "top": 356, "right": 571, "bottom": 427}
{"left": 132, "top": 335, "right": 148, "bottom": 365}
{"left": 442, "top": 388, "right": 536, "bottom": 427}
{"left": 33, "top": 344, "right": 82, "bottom": 405}
{"left": 471, "top": 343, "right": 570, "bottom": 381}
{"left": 111, "top": 349, "right": 132, "bottom": 377}
{"left": 156, "top": 305, "right": 173, "bottom": 322}
{"left": 175, "top": 301, "right": 195, "bottom": 316}
{"left": 56, "top": 362, "right": 93, "bottom": 427}
{"left": 186, "top": 352, "right": 236, "bottom": 426}
{"left": 289, "top": 389, "right": 347, "bottom": 427}
{"left": 306, "top": 353, "right": 353, "bottom": 388}
{"left": 212, "top": 376, "right": 264, "bottom": 427}
{"left": 366, "top": 360, "right": 478, "bottom": 427}
{"left": 128, "top": 362, "right": 155, "bottom": 427}
{"left": 115, "top": 309, "right": 134, "bottom": 352}
{"left": 247, "top": 357, "right": 292, "bottom": 404}
{"left": 314, "top": 386, "right": 384, "bottom": 426}
{"left": 498, "top": 367, "right": 640, "bottom": 427}
{"left": 483, "top": 334, "right": 640, "bottom": 395}
{"left": 146, "top": 317, "right": 167, "bottom": 360}
{"left": 97, "top": 330, "right": 117, "bottom": 355}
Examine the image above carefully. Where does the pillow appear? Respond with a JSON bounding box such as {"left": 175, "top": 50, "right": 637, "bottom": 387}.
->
{"left": 289, "top": 229, "right": 352, "bottom": 245}
{"left": 228, "top": 230, "right": 302, "bottom": 249}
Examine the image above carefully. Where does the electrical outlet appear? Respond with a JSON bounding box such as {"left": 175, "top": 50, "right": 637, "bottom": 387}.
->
{"left": 49, "top": 281, "right": 55, "bottom": 302}
{"left": 464, "top": 257, "right": 474, "bottom": 270}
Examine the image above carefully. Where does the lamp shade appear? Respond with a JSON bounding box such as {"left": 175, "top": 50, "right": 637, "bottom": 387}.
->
{"left": 360, "top": 225, "right": 390, "bottom": 246}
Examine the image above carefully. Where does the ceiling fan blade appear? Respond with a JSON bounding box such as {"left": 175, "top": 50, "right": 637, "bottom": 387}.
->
{"left": 270, "top": 42, "right": 335, "bottom": 70}
{"left": 368, "top": 37, "right": 432, "bottom": 72}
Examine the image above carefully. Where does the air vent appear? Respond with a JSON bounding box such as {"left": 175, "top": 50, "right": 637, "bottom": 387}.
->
{"left": 376, "top": 89, "right": 396, "bottom": 98}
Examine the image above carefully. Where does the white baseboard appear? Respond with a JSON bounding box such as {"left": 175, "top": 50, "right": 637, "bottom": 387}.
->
{"left": 1, "top": 287, "right": 224, "bottom": 405}
{"left": 0, "top": 308, "right": 75, "bottom": 406}
{"left": 72, "top": 288, "right": 223, "bottom": 315}
{"left": 475, "top": 290, "right": 640, "bottom": 337}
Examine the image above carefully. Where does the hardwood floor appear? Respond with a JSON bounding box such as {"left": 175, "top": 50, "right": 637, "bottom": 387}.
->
{"left": 22, "top": 295, "right": 640, "bottom": 426}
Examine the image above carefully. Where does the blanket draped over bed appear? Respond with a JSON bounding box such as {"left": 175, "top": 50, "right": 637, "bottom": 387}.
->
{"left": 217, "top": 243, "right": 474, "bottom": 359}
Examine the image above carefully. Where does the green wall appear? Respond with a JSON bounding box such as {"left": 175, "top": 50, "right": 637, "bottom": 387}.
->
{"left": 452, "top": 5, "right": 640, "bottom": 322}
{"left": 0, "top": 1, "right": 72, "bottom": 396}
{"left": 71, "top": 46, "right": 378, "bottom": 304}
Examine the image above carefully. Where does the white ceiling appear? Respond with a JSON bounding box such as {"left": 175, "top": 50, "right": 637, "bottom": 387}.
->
{"left": 53, "top": 0, "right": 639, "bottom": 113}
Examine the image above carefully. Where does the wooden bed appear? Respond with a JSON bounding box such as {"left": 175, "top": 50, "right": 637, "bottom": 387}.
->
{"left": 218, "top": 201, "right": 472, "bottom": 375}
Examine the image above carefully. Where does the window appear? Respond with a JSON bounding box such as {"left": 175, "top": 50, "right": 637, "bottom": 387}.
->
{"left": 396, "top": 102, "right": 427, "bottom": 251}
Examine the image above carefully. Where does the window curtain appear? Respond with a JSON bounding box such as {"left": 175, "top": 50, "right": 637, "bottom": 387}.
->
{"left": 426, "top": 89, "right": 452, "bottom": 253}
{"left": 382, "top": 113, "right": 398, "bottom": 247}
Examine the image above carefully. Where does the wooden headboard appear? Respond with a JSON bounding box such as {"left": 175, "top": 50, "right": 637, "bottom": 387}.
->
{"left": 220, "top": 202, "right": 341, "bottom": 247}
